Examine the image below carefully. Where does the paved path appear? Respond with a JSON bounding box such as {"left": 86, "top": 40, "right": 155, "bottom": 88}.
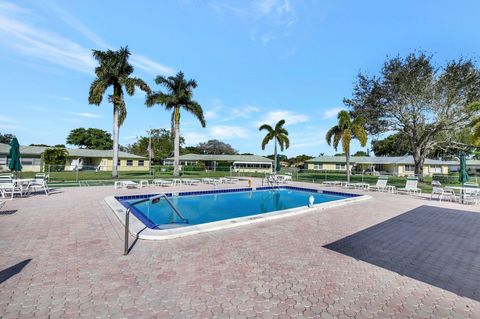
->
{"left": 0, "top": 180, "right": 479, "bottom": 318}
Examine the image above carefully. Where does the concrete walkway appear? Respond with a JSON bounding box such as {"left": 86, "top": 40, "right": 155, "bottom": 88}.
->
{"left": 0, "top": 179, "right": 479, "bottom": 318}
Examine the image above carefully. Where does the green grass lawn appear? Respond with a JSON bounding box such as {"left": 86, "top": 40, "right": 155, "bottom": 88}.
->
{"left": 15, "top": 168, "right": 471, "bottom": 192}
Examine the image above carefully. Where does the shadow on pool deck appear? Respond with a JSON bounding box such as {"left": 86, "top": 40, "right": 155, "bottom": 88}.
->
{"left": 0, "top": 259, "right": 31, "bottom": 284}
{"left": 324, "top": 205, "right": 480, "bottom": 302}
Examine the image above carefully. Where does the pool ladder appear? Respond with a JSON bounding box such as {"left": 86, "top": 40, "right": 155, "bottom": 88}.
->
{"left": 124, "top": 193, "right": 188, "bottom": 255}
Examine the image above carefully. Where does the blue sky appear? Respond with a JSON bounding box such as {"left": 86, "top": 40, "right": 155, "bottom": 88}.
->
{"left": 1, "top": 0, "right": 479, "bottom": 157}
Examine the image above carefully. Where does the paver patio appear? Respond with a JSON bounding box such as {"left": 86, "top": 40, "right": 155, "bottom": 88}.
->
{"left": 1, "top": 179, "right": 479, "bottom": 318}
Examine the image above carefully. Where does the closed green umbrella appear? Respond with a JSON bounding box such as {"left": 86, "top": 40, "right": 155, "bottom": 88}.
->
{"left": 276, "top": 155, "right": 281, "bottom": 173}
{"left": 8, "top": 137, "right": 22, "bottom": 176}
{"left": 458, "top": 152, "right": 469, "bottom": 203}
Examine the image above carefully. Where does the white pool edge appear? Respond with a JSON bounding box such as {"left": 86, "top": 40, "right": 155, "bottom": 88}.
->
{"left": 104, "top": 191, "right": 371, "bottom": 241}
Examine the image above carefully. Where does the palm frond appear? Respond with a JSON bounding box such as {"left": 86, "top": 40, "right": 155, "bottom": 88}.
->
{"left": 88, "top": 78, "right": 109, "bottom": 105}
{"left": 259, "top": 124, "right": 273, "bottom": 132}
{"left": 185, "top": 101, "right": 206, "bottom": 127}
{"left": 261, "top": 133, "right": 273, "bottom": 150}
{"left": 351, "top": 124, "right": 368, "bottom": 147}
{"left": 274, "top": 119, "right": 286, "bottom": 131}
{"left": 337, "top": 110, "right": 351, "bottom": 129}
{"left": 124, "top": 77, "right": 151, "bottom": 96}
{"left": 326, "top": 126, "right": 340, "bottom": 146}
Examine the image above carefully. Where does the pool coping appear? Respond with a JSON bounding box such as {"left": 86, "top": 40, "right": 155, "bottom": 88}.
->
{"left": 104, "top": 186, "right": 371, "bottom": 241}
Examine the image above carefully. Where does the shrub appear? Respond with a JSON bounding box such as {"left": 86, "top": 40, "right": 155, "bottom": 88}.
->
{"left": 42, "top": 147, "right": 68, "bottom": 172}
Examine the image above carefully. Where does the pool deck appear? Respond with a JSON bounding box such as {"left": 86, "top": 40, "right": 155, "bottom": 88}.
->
{"left": 0, "top": 178, "right": 479, "bottom": 318}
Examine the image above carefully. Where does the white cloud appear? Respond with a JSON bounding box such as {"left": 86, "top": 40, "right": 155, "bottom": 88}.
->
{"left": 205, "top": 0, "right": 297, "bottom": 44}
{"left": 0, "top": 13, "right": 96, "bottom": 74}
{"left": 256, "top": 110, "right": 309, "bottom": 126}
{"left": 183, "top": 131, "right": 209, "bottom": 145}
{"left": 72, "top": 112, "right": 103, "bottom": 118}
{"left": 323, "top": 107, "right": 343, "bottom": 119}
{"left": 231, "top": 104, "right": 260, "bottom": 119}
{"left": 209, "top": 125, "right": 249, "bottom": 139}
{"left": 130, "top": 55, "right": 175, "bottom": 76}
{"left": 204, "top": 99, "right": 260, "bottom": 122}
{"left": 0, "top": 1, "right": 174, "bottom": 76}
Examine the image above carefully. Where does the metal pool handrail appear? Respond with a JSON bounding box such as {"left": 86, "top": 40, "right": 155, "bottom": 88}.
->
{"left": 129, "top": 194, "right": 188, "bottom": 224}
{"left": 124, "top": 193, "right": 188, "bottom": 255}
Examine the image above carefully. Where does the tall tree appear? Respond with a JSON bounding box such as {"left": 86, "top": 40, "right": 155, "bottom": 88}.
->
{"left": 372, "top": 133, "right": 412, "bottom": 157}
{"left": 66, "top": 128, "right": 113, "bottom": 150}
{"left": 259, "top": 119, "right": 290, "bottom": 172}
{"left": 127, "top": 129, "right": 184, "bottom": 160}
{"left": 88, "top": 47, "right": 151, "bottom": 178}
{"left": 0, "top": 132, "right": 14, "bottom": 144}
{"left": 197, "top": 139, "right": 238, "bottom": 155}
{"left": 326, "top": 110, "right": 368, "bottom": 182}
{"left": 346, "top": 53, "right": 480, "bottom": 174}
{"left": 146, "top": 71, "right": 205, "bottom": 176}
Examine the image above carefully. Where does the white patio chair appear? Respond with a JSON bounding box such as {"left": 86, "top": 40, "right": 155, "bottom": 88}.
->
{"left": 431, "top": 185, "right": 456, "bottom": 202}
{"left": 27, "top": 173, "right": 49, "bottom": 196}
{"left": 0, "top": 176, "right": 23, "bottom": 199}
{"left": 397, "top": 177, "right": 421, "bottom": 195}
{"left": 369, "top": 176, "right": 389, "bottom": 192}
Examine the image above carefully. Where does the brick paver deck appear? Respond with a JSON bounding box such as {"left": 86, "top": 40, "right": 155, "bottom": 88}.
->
{"left": 1, "top": 180, "right": 479, "bottom": 318}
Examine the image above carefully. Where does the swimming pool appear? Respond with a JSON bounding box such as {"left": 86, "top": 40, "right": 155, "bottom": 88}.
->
{"left": 106, "top": 186, "right": 369, "bottom": 240}
{"left": 123, "top": 188, "right": 348, "bottom": 228}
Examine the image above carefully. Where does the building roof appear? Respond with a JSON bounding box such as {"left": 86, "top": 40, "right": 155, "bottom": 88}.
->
{"left": 306, "top": 155, "right": 452, "bottom": 165}
{"left": 0, "top": 143, "right": 145, "bottom": 159}
{"left": 165, "top": 153, "right": 273, "bottom": 163}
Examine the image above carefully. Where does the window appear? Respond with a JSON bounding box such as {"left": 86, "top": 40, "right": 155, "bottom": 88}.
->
{"left": 404, "top": 165, "right": 415, "bottom": 172}
{"left": 126, "top": 160, "right": 133, "bottom": 166}
{"left": 429, "top": 165, "right": 442, "bottom": 173}
{"left": 20, "top": 157, "right": 42, "bottom": 166}
{"left": 138, "top": 160, "right": 144, "bottom": 166}
{"left": 313, "top": 164, "right": 322, "bottom": 170}
{"left": 335, "top": 163, "right": 346, "bottom": 170}
{"left": 117, "top": 159, "right": 121, "bottom": 166}
{"left": 0, "top": 156, "right": 6, "bottom": 165}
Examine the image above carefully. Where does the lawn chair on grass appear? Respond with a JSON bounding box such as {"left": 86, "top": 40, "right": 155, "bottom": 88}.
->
{"left": 397, "top": 177, "right": 421, "bottom": 195}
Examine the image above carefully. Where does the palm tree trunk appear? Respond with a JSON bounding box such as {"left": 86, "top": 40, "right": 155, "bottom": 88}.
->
{"left": 173, "top": 108, "right": 180, "bottom": 177}
{"left": 346, "top": 152, "right": 350, "bottom": 183}
{"left": 273, "top": 138, "right": 277, "bottom": 173}
{"left": 112, "top": 86, "right": 120, "bottom": 179}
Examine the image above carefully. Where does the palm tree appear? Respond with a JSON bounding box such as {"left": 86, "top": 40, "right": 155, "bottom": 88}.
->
{"left": 259, "top": 119, "right": 290, "bottom": 172}
{"left": 326, "top": 110, "right": 368, "bottom": 182}
{"left": 88, "top": 47, "right": 151, "bottom": 178}
{"left": 146, "top": 71, "right": 205, "bottom": 176}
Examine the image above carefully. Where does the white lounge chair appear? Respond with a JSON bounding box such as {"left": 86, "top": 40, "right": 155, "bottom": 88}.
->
{"left": 397, "top": 177, "right": 421, "bottom": 195}
{"left": 27, "top": 173, "right": 49, "bottom": 196}
{"left": 114, "top": 180, "right": 139, "bottom": 189}
{"left": 369, "top": 176, "right": 389, "bottom": 192}
{"left": 0, "top": 175, "right": 23, "bottom": 199}
{"left": 152, "top": 179, "right": 173, "bottom": 187}
{"left": 224, "top": 178, "right": 239, "bottom": 184}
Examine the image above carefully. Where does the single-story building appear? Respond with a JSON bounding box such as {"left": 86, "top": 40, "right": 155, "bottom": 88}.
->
{"left": 164, "top": 154, "right": 273, "bottom": 173}
{"left": 305, "top": 155, "right": 451, "bottom": 176}
{"left": 0, "top": 143, "right": 148, "bottom": 172}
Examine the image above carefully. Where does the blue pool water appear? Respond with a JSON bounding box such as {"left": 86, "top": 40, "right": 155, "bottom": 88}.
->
{"left": 122, "top": 188, "right": 349, "bottom": 228}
